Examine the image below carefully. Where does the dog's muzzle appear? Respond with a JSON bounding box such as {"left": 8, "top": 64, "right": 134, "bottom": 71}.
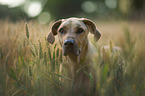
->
{"left": 63, "top": 39, "right": 80, "bottom": 56}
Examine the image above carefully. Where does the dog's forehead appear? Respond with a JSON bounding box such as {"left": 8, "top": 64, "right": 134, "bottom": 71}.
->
{"left": 60, "top": 18, "right": 86, "bottom": 28}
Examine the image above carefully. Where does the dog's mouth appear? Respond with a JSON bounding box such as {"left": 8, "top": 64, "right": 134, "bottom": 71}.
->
{"left": 62, "top": 43, "right": 81, "bottom": 56}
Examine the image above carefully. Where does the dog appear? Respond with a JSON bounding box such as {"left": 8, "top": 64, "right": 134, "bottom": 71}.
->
{"left": 47, "top": 17, "right": 101, "bottom": 96}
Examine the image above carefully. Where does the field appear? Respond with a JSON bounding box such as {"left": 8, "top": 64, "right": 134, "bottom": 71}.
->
{"left": 0, "top": 19, "right": 145, "bottom": 96}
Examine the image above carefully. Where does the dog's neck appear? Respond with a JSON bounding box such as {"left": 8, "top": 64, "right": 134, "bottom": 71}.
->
{"left": 65, "top": 39, "right": 90, "bottom": 77}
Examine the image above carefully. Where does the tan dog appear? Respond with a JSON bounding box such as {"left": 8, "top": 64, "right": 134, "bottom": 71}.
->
{"left": 47, "top": 17, "right": 101, "bottom": 96}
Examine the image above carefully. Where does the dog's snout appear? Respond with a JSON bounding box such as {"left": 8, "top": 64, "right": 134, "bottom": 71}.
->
{"left": 63, "top": 39, "right": 80, "bottom": 56}
{"left": 64, "top": 39, "right": 74, "bottom": 46}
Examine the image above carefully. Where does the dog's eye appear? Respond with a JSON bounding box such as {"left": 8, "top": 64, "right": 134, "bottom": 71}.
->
{"left": 76, "top": 28, "right": 84, "bottom": 34}
{"left": 59, "top": 28, "right": 65, "bottom": 34}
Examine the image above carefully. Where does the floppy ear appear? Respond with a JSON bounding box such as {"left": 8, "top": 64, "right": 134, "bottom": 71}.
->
{"left": 80, "top": 18, "right": 101, "bottom": 42}
{"left": 47, "top": 20, "right": 62, "bottom": 44}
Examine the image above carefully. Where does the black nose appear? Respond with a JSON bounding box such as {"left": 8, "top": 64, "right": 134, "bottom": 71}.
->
{"left": 64, "top": 39, "right": 74, "bottom": 46}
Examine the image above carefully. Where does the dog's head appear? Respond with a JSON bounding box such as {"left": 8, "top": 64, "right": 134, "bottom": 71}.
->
{"left": 47, "top": 17, "right": 101, "bottom": 56}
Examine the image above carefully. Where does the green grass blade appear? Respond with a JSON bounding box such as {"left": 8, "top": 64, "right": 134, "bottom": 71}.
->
{"left": 52, "top": 51, "right": 55, "bottom": 72}
{"left": 30, "top": 48, "right": 35, "bottom": 57}
{"left": 25, "top": 24, "right": 29, "bottom": 39}
{"left": 56, "top": 48, "right": 59, "bottom": 65}
{"left": 48, "top": 48, "right": 52, "bottom": 61}
{"left": 29, "top": 66, "right": 32, "bottom": 79}
{"left": 44, "top": 52, "right": 47, "bottom": 65}
{"left": 47, "top": 72, "right": 71, "bottom": 80}
{"left": 9, "top": 68, "right": 18, "bottom": 82}
{"left": 39, "top": 41, "right": 42, "bottom": 59}
{"left": 41, "top": 72, "right": 62, "bottom": 89}
{"left": 54, "top": 43, "right": 57, "bottom": 50}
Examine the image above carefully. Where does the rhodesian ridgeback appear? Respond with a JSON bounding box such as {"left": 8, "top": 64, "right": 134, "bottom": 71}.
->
{"left": 47, "top": 17, "right": 101, "bottom": 96}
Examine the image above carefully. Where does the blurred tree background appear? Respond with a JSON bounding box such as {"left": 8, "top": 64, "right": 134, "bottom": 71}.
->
{"left": 0, "top": 0, "right": 145, "bottom": 23}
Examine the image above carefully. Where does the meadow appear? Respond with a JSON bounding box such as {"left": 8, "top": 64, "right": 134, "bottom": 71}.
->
{"left": 0, "top": 19, "right": 145, "bottom": 96}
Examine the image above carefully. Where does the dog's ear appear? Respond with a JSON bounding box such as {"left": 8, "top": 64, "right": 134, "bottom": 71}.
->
{"left": 47, "top": 20, "right": 62, "bottom": 44}
{"left": 80, "top": 18, "right": 101, "bottom": 42}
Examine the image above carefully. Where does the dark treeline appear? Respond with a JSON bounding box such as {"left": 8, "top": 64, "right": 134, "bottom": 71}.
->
{"left": 0, "top": 0, "right": 145, "bottom": 21}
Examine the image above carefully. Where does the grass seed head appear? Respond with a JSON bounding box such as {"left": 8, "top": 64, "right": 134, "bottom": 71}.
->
{"left": 25, "top": 24, "right": 29, "bottom": 39}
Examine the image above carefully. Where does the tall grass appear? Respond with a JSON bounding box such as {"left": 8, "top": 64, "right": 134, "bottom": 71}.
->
{"left": 0, "top": 20, "right": 145, "bottom": 96}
